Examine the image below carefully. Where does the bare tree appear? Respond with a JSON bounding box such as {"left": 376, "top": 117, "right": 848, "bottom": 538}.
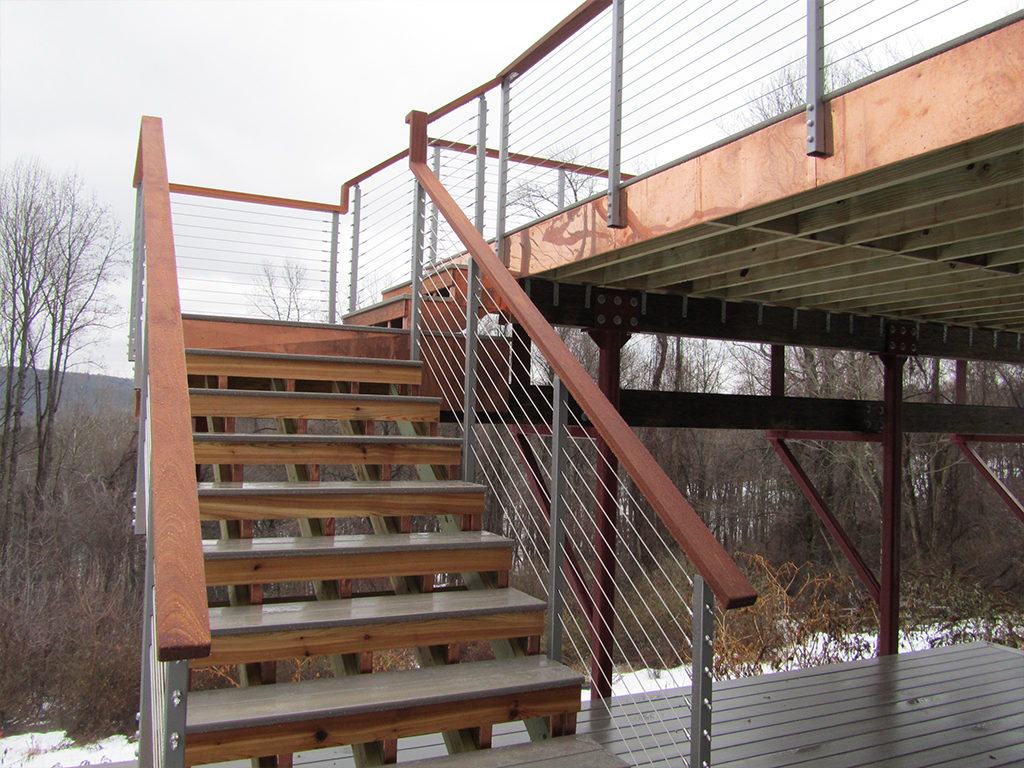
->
{"left": 0, "top": 159, "right": 125, "bottom": 542}
{"left": 251, "top": 259, "right": 317, "bottom": 321}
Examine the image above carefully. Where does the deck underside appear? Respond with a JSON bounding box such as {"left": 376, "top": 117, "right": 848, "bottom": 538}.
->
{"left": 201, "top": 642, "right": 1021, "bottom": 767}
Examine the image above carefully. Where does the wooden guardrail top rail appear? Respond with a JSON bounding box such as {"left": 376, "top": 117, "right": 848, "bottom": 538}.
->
{"left": 135, "top": 115, "right": 212, "bottom": 660}
{"left": 407, "top": 110, "right": 756, "bottom": 609}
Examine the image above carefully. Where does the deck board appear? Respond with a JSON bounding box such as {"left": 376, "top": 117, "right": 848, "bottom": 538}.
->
{"left": 202, "top": 643, "right": 1022, "bottom": 768}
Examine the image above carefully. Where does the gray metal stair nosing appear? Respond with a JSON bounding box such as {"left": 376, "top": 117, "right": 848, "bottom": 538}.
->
{"left": 196, "top": 480, "right": 486, "bottom": 496}
{"left": 208, "top": 589, "right": 546, "bottom": 636}
{"left": 188, "top": 388, "right": 442, "bottom": 406}
{"left": 185, "top": 347, "right": 422, "bottom": 367}
{"left": 192, "top": 433, "right": 461, "bottom": 445}
{"left": 202, "top": 531, "right": 511, "bottom": 558}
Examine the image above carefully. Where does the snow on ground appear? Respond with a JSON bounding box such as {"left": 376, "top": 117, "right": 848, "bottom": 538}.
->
{"left": 0, "top": 731, "right": 135, "bottom": 768}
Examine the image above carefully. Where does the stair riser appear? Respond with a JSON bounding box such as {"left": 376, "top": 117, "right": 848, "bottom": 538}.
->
{"left": 204, "top": 549, "right": 510, "bottom": 586}
{"left": 189, "top": 393, "right": 440, "bottom": 422}
{"left": 193, "top": 611, "right": 545, "bottom": 667}
{"left": 185, "top": 354, "right": 421, "bottom": 385}
{"left": 185, "top": 686, "right": 581, "bottom": 766}
{"left": 198, "top": 492, "right": 485, "bottom": 521}
{"left": 193, "top": 442, "right": 462, "bottom": 466}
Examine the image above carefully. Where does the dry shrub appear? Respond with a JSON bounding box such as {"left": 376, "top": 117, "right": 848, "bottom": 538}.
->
{"left": 716, "top": 553, "right": 873, "bottom": 677}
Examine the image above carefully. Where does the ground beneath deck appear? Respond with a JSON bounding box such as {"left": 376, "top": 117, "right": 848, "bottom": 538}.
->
{"left": 205, "top": 642, "right": 1022, "bottom": 768}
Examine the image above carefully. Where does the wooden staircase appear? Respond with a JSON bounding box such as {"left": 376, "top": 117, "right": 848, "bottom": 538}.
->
{"left": 182, "top": 345, "right": 626, "bottom": 767}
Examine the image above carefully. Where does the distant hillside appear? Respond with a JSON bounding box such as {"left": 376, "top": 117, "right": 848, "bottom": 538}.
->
{"left": 1, "top": 369, "right": 134, "bottom": 414}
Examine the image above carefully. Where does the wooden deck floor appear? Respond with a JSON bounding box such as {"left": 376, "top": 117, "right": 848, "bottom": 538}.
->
{"left": 205, "top": 642, "right": 1022, "bottom": 768}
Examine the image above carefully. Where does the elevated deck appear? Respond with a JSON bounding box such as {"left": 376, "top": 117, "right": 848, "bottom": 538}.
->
{"left": 217, "top": 643, "right": 1021, "bottom": 768}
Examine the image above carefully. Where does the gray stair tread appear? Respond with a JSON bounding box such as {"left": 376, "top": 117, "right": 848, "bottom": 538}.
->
{"left": 188, "top": 388, "right": 441, "bottom": 405}
{"left": 396, "top": 738, "right": 629, "bottom": 768}
{"left": 185, "top": 348, "right": 421, "bottom": 369}
{"left": 187, "top": 656, "right": 583, "bottom": 733}
{"left": 203, "top": 531, "right": 510, "bottom": 558}
{"left": 193, "top": 433, "right": 461, "bottom": 446}
{"left": 209, "top": 588, "right": 545, "bottom": 635}
{"left": 197, "top": 480, "right": 485, "bottom": 496}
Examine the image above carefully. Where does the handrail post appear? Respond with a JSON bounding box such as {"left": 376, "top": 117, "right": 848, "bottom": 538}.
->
{"left": 429, "top": 146, "right": 441, "bottom": 264}
{"left": 328, "top": 211, "right": 340, "bottom": 323}
{"left": 495, "top": 76, "right": 512, "bottom": 266}
{"left": 461, "top": 255, "right": 481, "bottom": 482}
{"left": 607, "top": 0, "right": 625, "bottom": 228}
{"left": 557, "top": 168, "right": 567, "bottom": 209}
{"left": 129, "top": 185, "right": 145, "bottom": 364}
{"left": 546, "top": 376, "right": 569, "bottom": 662}
{"left": 474, "top": 94, "right": 487, "bottom": 233}
{"left": 348, "top": 184, "right": 361, "bottom": 315}
{"left": 691, "top": 575, "right": 714, "bottom": 768}
{"left": 409, "top": 181, "right": 425, "bottom": 362}
{"left": 161, "top": 659, "right": 189, "bottom": 768}
{"left": 806, "top": 0, "right": 830, "bottom": 157}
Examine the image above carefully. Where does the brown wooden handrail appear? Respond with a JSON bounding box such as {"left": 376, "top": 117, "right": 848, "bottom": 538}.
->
{"left": 136, "top": 116, "right": 212, "bottom": 661}
{"left": 169, "top": 183, "right": 343, "bottom": 214}
{"left": 340, "top": 0, "right": 616, "bottom": 214}
{"left": 407, "top": 111, "right": 756, "bottom": 609}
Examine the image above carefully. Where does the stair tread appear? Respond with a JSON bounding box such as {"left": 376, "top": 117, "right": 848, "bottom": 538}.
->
{"left": 197, "top": 479, "right": 485, "bottom": 496}
{"left": 187, "top": 656, "right": 582, "bottom": 733}
{"left": 193, "top": 433, "right": 460, "bottom": 445}
{"left": 186, "top": 348, "right": 422, "bottom": 368}
{"left": 395, "top": 738, "right": 629, "bottom": 768}
{"left": 203, "top": 531, "right": 510, "bottom": 558}
{"left": 188, "top": 388, "right": 441, "bottom": 405}
{"left": 209, "top": 588, "right": 545, "bottom": 635}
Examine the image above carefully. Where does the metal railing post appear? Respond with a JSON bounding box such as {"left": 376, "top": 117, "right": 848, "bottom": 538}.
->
{"left": 430, "top": 146, "right": 441, "bottom": 264}
{"left": 546, "top": 376, "right": 569, "bottom": 662}
{"left": 474, "top": 94, "right": 487, "bottom": 233}
{"left": 129, "top": 185, "right": 145, "bottom": 363}
{"left": 161, "top": 660, "right": 189, "bottom": 768}
{"left": 557, "top": 168, "right": 567, "bottom": 209}
{"left": 409, "top": 182, "right": 425, "bottom": 361}
{"left": 461, "top": 256, "right": 481, "bottom": 481}
{"left": 806, "top": 0, "right": 830, "bottom": 157}
{"left": 328, "top": 211, "right": 340, "bottom": 323}
{"left": 495, "top": 76, "right": 511, "bottom": 265}
{"left": 348, "top": 184, "right": 361, "bottom": 315}
{"left": 691, "top": 575, "right": 714, "bottom": 768}
{"left": 607, "top": 0, "right": 625, "bottom": 228}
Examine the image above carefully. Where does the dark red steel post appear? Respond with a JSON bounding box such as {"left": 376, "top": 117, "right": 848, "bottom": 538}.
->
{"left": 590, "top": 329, "right": 627, "bottom": 699}
{"left": 880, "top": 352, "right": 906, "bottom": 656}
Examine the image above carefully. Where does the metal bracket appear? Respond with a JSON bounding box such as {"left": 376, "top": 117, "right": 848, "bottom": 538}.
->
{"left": 885, "top": 322, "right": 918, "bottom": 355}
{"left": 592, "top": 288, "right": 642, "bottom": 330}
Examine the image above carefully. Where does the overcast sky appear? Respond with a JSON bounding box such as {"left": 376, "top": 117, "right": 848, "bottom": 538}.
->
{"left": 0, "top": 0, "right": 580, "bottom": 376}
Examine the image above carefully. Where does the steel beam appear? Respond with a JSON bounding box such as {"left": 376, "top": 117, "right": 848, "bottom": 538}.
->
{"left": 952, "top": 436, "right": 1024, "bottom": 527}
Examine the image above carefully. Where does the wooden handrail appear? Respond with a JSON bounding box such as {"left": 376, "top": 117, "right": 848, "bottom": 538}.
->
{"left": 136, "top": 116, "right": 212, "bottom": 661}
{"left": 407, "top": 112, "right": 756, "bottom": 609}
{"left": 341, "top": 0, "right": 616, "bottom": 213}
{"left": 168, "top": 183, "right": 342, "bottom": 214}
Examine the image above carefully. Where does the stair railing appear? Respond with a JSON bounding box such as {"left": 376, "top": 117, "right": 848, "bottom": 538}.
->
{"left": 132, "top": 116, "right": 211, "bottom": 768}
{"left": 403, "top": 105, "right": 754, "bottom": 767}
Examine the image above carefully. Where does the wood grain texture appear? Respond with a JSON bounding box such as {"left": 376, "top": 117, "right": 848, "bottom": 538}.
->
{"left": 188, "top": 390, "right": 440, "bottom": 422}
{"left": 196, "top": 589, "right": 545, "bottom": 666}
{"left": 197, "top": 480, "right": 486, "bottom": 520}
{"left": 395, "top": 737, "right": 628, "bottom": 768}
{"left": 137, "top": 116, "right": 211, "bottom": 660}
{"left": 192, "top": 434, "right": 462, "bottom": 467}
{"left": 185, "top": 349, "right": 422, "bottom": 385}
{"left": 203, "top": 532, "right": 511, "bottom": 585}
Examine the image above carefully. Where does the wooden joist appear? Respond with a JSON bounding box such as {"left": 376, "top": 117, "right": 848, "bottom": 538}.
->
{"left": 185, "top": 656, "right": 583, "bottom": 765}
{"left": 197, "top": 588, "right": 545, "bottom": 666}
{"left": 197, "top": 480, "right": 486, "bottom": 521}
{"left": 188, "top": 389, "right": 441, "bottom": 422}
{"left": 185, "top": 348, "right": 422, "bottom": 385}
{"left": 202, "top": 531, "right": 511, "bottom": 586}
{"left": 192, "top": 433, "right": 463, "bottom": 467}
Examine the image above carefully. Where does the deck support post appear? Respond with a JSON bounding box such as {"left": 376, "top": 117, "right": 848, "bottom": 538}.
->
{"left": 589, "top": 328, "right": 627, "bottom": 698}
{"left": 690, "top": 575, "right": 714, "bottom": 768}
{"left": 880, "top": 347, "right": 906, "bottom": 656}
{"left": 770, "top": 344, "right": 786, "bottom": 397}
{"left": 547, "top": 376, "right": 569, "bottom": 662}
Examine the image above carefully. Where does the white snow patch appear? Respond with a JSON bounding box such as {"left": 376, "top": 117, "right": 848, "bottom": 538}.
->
{"left": 0, "top": 731, "right": 135, "bottom": 768}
